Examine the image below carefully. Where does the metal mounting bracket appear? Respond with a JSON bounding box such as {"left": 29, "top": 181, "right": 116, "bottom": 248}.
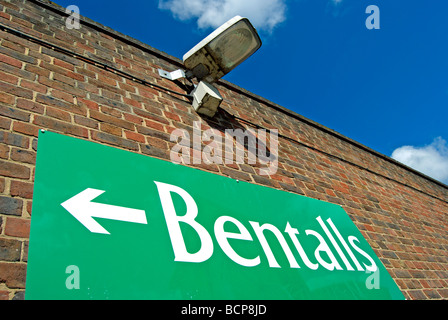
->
{"left": 158, "top": 69, "right": 186, "bottom": 81}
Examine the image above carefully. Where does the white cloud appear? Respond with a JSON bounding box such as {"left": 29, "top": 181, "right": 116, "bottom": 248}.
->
{"left": 158, "top": 0, "right": 287, "bottom": 32}
{"left": 391, "top": 137, "right": 448, "bottom": 184}
{"left": 326, "top": 0, "right": 348, "bottom": 17}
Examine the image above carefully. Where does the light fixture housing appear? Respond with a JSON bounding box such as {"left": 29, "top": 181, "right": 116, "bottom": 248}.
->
{"left": 158, "top": 16, "right": 262, "bottom": 117}
{"left": 183, "top": 16, "right": 262, "bottom": 83}
{"left": 191, "top": 81, "right": 223, "bottom": 117}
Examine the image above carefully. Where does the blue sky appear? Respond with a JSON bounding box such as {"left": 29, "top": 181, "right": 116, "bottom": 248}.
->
{"left": 55, "top": 0, "right": 448, "bottom": 184}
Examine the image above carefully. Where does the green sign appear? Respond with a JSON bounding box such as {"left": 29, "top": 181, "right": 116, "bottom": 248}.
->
{"left": 26, "top": 131, "right": 404, "bottom": 300}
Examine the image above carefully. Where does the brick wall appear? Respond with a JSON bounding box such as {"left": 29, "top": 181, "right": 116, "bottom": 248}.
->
{"left": 0, "top": 0, "right": 447, "bottom": 300}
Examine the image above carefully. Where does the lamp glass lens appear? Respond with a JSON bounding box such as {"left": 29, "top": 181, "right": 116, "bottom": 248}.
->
{"left": 208, "top": 21, "right": 259, "bottom": 71}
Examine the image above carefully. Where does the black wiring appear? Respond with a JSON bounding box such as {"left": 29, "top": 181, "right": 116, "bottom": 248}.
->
{"left": 0, "top": 22, "right": 192, "bottom": 99}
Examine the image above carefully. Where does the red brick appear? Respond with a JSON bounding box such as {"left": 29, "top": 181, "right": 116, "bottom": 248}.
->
{"left": 219, "top": 166, "right": 252, "bottom": 182}
{"left": 0, "top": 196, "right": 23, "bottom": 216}
{"left": 134, "top": 108, "right": 169, "bottom": 125}
{"left": 38, "top": 75, "right": 86, "bottom": 98}
{"left": 138, "top": 87, "right": 157, "bottom": 100}
{"left": 0, "top": 53, "right": 22, "bottom": 68}
{"left": 38, "top": 61, "right": 68, "bottom": 78}
{"left": 144, "top": 119, "right": 165, "bottom": 131}
{"left": 5, "top": 217, "right": 30, "bottom": 238}
{"left": 0, "top": 105, "right": 30, "bottom": 122}
{"left": 91, "top": 131, "right": 139, "bottom": 151}
{"left": 423, "top": 289, "right": 441, "bottom": 299}
{"left": 10, "top": 180, "right": 34, "bottom": 199}
{"left": 36, "top": 94, "right": 86, "bottom": 116}
{"left": 65, "top": 70, "right": 85, "bottom": 81}
{"left": 97, "top": 74, "right": 117, "bottom": 87}
{"left": 118, "top": 81, "right": 136, "bottom": 94}
{"left": 140, "top": 143, "right": 169, "bottom": 160}
{"left": 90, "top": 109, "right": 134, "bottom": 131}
{"left": 163, "top": 110, "right": 181, "bottom": 122}
{"left": 74, "top": 115, "right": 98, "bottom": 129}
{"left": 0, "top": 131, "right": 29, "bottom": 148}
{"left": 2, "top": 40, "right": 26, "bottom": 54}
{"left": 125, "top": 130, "right": 145, "bottom": 143}
{"left": 78, "top": 98, "right": 99, "bottom": 111}
{"left": 100, "top": 122, "right": 122, "bottom": 136}
{"left": 0, "top": 70, "right": 18, "bottom": 84}
{"left": 123, "top": 97, "right": 142, "bottom": 109}
{"left": 12, "top": 121, "right": 40, "bottom": 137}
{"left": 0, "top": 238, "right": 22, "bottom": 261}
{"left": 10, "top": 148, "right": 36, "bottom": 164}
{"left": 53, "top": 58, "right": 75, "bottom": 71}
{"left": 100, "top": 105, "right": 123, "bottom": 118}
{"left": 114, "top": 58, "right": 131, "bottom": 68}
{"left": 438, "top": 289, "right": 448, "bottom": 299}
{"left": 33, "top": 115, "right": 88, "bottom": 138}
{"left": 16, "top": 98, "right": 45, "bottom": 114}
{"left": 46, "top": 106, "right": 72, "bottom": 122}
{"left": 0, "top": 11, "right": 11, "bottom": 20}
{"left": 49, "top": 89, "right": 74, "bottom": 104}
{"left": 0, "top": 262, "right": 27, "bottom": 288}
{"left": 76, "top": 42, "right": 95, "bottom": 53}
{"left": 0, "top": 92, "right": 14, "bottom": 104}
{"left": 334, "top": 184, "right": 350, "bottom": 194}
{"left": 124, "top": 113, "right": 143, "bottom": 125}
{"left": 146, "top": 136, "right": 168, "bottom": 150}
{"left": 0, "top": 160, "right": 30, "bottom": 179}
{"left": 19, "top": 79, "right": 47, "bottom": 94}
{"left": 0, "top": 291, "right": 10, "bottom": 300}
{"left": 26, "top": 65, "right": 50, "bottom": 78}
{"left": 0, "top": 81, "right": 33, "bottom": 100}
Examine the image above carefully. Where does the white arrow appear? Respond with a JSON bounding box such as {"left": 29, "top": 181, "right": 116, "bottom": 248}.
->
{"left": 61, "top": 188, "right": 147, "bottom": 235}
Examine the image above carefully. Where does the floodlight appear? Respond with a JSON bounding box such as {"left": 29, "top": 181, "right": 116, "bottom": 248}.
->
{"left": 190, "top": 81, "right": 223, "bottom": 117}
{"left": 158, "top": 16, "right": 262, "bottom": 117}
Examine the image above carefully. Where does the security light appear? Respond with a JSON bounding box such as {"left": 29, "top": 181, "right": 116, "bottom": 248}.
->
{"left": 190, "top": 81, "right": 223, "bottom": 117}
{"left": 158, "top": 16, "right": 262, "bottom": 117}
